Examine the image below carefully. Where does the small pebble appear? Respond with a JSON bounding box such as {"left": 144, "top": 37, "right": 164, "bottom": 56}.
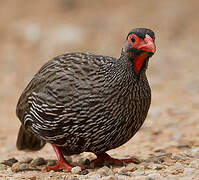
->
{"left": 79, "top": 169, "right": 89, "bottom": 175}
{"left": 132, "top": 170, "right": 145, "bottom": 176}
{"left": 0, "top": 163, "right": 8, "bottom": 170}
{"left": 190, "top": 147, "right": 199, "bottom": 155}
{"left": 2, "top": 158, "right": 18, "bottom": 167}
{"left": 147, "top": 178, "right": 155, "bottom": 180}
{"left": 97, "top": 166, "right": 113, "bottom": 176}
{"left": 169, "top": 163, "right": 184, "bottom": 175}
{"left": 11, "top": 162, "right": 29, "bottom": 172}
{"left": 46, "top": 159, "right": 57, "bottom": 167}
{"left": 41, "top": 166, "right": 48, "bottom": 172}
{"left": 101, "top": 175, "right": 117, "bottom": 180}
{"left": 162, "top": 161, "right": 174, "bottom": 166}
{"left": 147, "top": 173, "right": 163, "bottom": 179}
{"left": 183, "top": 167, "right": 195, "bottom": 176}
{"left": 154, "top": 148, "right": 166, "bottom": 153}
{"left": 151, "top": 164, "right": 164, "bottom": 170}
{"left": 189, "top": 159, "right": 199, "bottom": 168}
{"left": 6, "top": 167, "right": 12, "bottom": 173}
{"left": 71, "top": 166, "right": 82, "bottom": 174}
{"left": 118, "top": 164, "right": 137, "bottom": 174}
{"left": 19, "top": 157, "right": 33, "bottom": 163}
{"left": 31, "top": 157, "right": 46, "bottom": 166}
{"left": 144, "top": 156, "right": 160, "bottom": 164}
{"left": 172, "top": 155, "right": 182, "bottom": 161}
{"left": 170, "top": 168, "right": 184, "bottom": 175}
{"left": 29, "top": 176, "right": 37, "bottom": 180}
{"left": 176, "top": 144, "right": 190, "bottom": 149}
{"left": 87, "top": 173, "right": 101, "bottom": 179}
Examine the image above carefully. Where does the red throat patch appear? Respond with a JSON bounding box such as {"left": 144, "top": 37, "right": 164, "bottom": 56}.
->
{"left": 134, "top": 52, "right": 148, "bottom": 73}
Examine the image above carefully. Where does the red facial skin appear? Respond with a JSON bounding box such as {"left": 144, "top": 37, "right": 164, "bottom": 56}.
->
{"left": 128, "top": 33, "right": 156, "bottom": 73}
{"left": 134, "top": 52, "right": 148, "bottom": 73}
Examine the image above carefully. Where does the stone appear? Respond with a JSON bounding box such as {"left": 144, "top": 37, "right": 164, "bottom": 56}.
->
{"left": 46, "top": 159, "right": 57, "bottom": 167}
{"left": 0, "top": 163, "right": 8, "bottom": 170}
{"left": 11, "top": 162, "right": 29, "bottom": 172}
{"left": 189, "top": 159, "right": 199, "bottom": 168}
{"left": 172, "top": 155, "right": 183, "bottom": 161}
{"left": 151, "top": 164, "right": 164, "bottom": 170}
{"left": 132, "top": 170, "right": 145, "bottom": 176}
{"left": 71, "top": 166, "right": 82, "bottom": 174}
{"left": 29, "top": 177, "right": 37, "bottom": 180}
{"left": 176, "top": 144, "right": 190, "bottom": 149}
{"left": 87, "top": 173, "right": 101, "bottom": 179}
{"left": 147, "top": 173, "right": 163, "bottom": 179}
{"left": 69, "top": 178, "right": 80, "bottom": 180}
{"left": 97, "top": 166, "right": 113, "bottom": 176}
{"left": 154, "top": 148, "right": 166, "bottom": 153}
{"left": 2, "top": 158, "right": 18, "bottom": 167}
{"left": 101, "top": 175, "right": 117, "bottom": 180}
{"left": 117, "top": 164, "right": 137, "bottom": 174}
{"left": 169, "top": 163, "right": 184, "bottom": 175}
{"left": 31, "top": 157, "right": 46, "bottom": 166}
{"left": 183, "top": 168, "right": 195, "bottom": 176}
{"left": 79, "top": 169, "right": 89, "bottom": 175}
{"left": 19, "top": 157, "right": 33, "bottom": 163}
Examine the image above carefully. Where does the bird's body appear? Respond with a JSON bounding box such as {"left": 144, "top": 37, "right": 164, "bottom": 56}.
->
{"left": 17, "top": 52, "right": 151, "bottom": 155}
{"left": 16, "top": 28, "right": 156, "bottom": 171}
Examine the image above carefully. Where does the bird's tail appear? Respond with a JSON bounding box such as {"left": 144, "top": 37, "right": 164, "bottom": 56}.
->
{"left": 16, "top": 125, "right": 46, "bottom": 151}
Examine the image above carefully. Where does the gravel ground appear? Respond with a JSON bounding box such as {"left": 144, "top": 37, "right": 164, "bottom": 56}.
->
{"left": 0, "top": 0, "right": 199, "bottom": 179}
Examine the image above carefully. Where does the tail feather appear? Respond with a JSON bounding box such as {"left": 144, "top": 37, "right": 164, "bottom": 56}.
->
{"left": 16, "top": 125, "right": 46, "bottom": 151}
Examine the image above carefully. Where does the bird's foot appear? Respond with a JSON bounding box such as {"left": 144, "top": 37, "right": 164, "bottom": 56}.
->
{"left": 46, "top": 159, "right": 74, "bottom": 172}
{"left": 46, "top": 160, "right": 85, "bottom": 172}
{"left": 47, "top": 144, "right": 85, "bottom": 172}
{"left": 89, "top": 153, "right": 141, "bottom": 168}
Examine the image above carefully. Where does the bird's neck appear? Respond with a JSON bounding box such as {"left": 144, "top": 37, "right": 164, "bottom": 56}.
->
{"left": 134, "top": 53, "right": 149, "bottom": 73}
{"left": 119, "top": 53, "right": 149, "bottom": 76}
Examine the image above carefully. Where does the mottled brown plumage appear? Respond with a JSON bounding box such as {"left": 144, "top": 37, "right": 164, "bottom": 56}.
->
{"left": 16, "top": 28, "right": 156, "bottom": 171}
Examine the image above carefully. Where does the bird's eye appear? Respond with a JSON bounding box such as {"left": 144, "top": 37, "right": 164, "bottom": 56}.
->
{"left": 131, "top": 36, "right": 135, "bottom": 43}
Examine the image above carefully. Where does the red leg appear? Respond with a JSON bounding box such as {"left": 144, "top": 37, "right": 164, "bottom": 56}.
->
{"left": 90, "top": 153, "right": 140, "bottom": 167}
{"left": 46, "top": 144, "right": 80, "bottom": 172}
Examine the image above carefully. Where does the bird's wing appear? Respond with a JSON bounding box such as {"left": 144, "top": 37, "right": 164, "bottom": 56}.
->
{"left": 16, "top": 53, "right": 113, "bottom": 142}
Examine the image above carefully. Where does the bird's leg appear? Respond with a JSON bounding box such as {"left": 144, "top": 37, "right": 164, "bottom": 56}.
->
{"left": 46, "top": 144, "right": 74, "bottom": 172}
{"left": 90, "top": 152, "right": 140, "bottom": 167}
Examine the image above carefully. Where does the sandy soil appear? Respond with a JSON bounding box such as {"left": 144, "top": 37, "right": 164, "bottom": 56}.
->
{"left": 0, "top": 0, "right": 199, "bottom": 179}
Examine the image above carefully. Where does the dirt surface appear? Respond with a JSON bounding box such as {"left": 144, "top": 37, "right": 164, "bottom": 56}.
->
{"left": 1, "top": 0, "right": 199, "bottom": 179}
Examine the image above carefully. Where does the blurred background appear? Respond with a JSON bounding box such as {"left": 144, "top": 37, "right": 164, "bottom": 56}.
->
{"left": 0, "top": 0, "right": 199, "bottom": 177}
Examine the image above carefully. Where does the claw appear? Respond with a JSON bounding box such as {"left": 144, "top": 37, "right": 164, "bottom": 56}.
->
{"left": 46, "top": 144, "right": 84, "bottom": 172}
{"left": 89, "top": 153, "right": 141, "bottom": 168}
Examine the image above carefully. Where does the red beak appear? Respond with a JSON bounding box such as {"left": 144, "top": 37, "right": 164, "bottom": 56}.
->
{"left": 138, "top": 34, "right": 156, "bottom": 54}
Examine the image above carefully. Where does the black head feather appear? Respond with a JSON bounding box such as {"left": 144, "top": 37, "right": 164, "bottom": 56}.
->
{"left": 127, "top": 28, "right": 155, "bottom": 40}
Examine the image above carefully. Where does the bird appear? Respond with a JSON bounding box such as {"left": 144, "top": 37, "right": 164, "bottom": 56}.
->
{"left": 16, "top": 28, "right": 156, "bottom": 171}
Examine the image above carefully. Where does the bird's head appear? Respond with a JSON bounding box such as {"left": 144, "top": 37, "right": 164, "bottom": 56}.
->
{"left": 122, "top": 28, "right": 156, "bottom": 73}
